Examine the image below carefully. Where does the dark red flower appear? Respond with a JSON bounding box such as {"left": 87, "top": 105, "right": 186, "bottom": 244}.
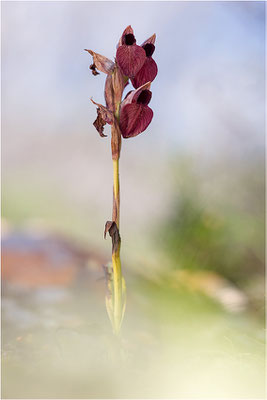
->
{"left": 119, "top": 82, "right": 153, "bottom": 138}
{"left": 131, "top": 34, "right": 158, "bottom": 89}
{"left": 116, "top": 26, "right": 146, "bottom": 78}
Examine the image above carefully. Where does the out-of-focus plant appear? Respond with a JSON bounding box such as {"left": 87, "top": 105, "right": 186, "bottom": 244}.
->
{"left": 157, "top": 160, "right": 264, "bottom": 313}
{"left": 85, "top": 26, "right": 157, "bottom": 335}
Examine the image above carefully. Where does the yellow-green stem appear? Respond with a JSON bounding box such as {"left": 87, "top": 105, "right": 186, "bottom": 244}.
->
{"left": 112, "top": 159, "right": 120, "bottom": 227}
{"left": 112, "top": 158, "right": 122, "bottom": 335}
{"left": 112, "top": 248, "right": 122, "bottom": 335}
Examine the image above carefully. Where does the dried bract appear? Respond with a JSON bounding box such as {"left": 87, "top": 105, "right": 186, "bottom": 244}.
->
{"left": 85, "top": 49, "right": 115, "bottom": 74}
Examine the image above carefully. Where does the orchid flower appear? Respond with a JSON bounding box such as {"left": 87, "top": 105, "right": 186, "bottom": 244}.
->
{"left": 119, "top": 82, "right": 153, "bottom": 138}
{"left": 116, "top": 26, "right": 146, "bottom": 78}
{"left": 131, "top": 34, "right": 158, "bottom": 89}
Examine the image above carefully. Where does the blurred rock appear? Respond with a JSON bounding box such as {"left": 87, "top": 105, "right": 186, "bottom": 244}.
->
{"left": 2, "top": 226, "right": 107, "bottom": 288}
{"left": 171, "top": 269, "right": 248, "bottom": 312}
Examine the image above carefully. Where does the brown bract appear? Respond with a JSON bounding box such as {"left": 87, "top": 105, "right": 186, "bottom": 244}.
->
{"left": 89, "top": 63, "right": 100, "bottom": 76}
{"left": 104, "top": 64, "right": 127, "bottom": 114}
{"left": 90, "top": 99, "right": 113, "bottom": 123}
{"left": 91, "top": 99, "right": 114, "bottom": 137}
{"left": 104, "top": 221, "right": 121, "bottom": 254}
{"left": 93, "top": 108, "right": 107, "bottom": 137}
{"left": 85, "top": 49, "right": 115, "bottom": 74}
{"left": 112, "top": 64, "right": 128, "bottom": 110}
{"left": 104, "top": 74, "right": 115, "bottom": 112}
{"left": 111, "top": 119, "right": 121, "bottom": 161}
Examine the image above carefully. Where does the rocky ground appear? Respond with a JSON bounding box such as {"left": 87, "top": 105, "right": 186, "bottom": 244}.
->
{"left": 2, "top": 227, "right": 265, "bottom": 399}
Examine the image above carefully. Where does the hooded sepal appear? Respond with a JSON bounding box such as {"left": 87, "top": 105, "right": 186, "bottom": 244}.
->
{"left": 85, "top": 49, "right": 115, "bottom": 75}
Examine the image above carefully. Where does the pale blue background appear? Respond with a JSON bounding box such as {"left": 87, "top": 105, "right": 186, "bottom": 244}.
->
{"left": 2, "top": 1, "right": 265, "bottom": 243}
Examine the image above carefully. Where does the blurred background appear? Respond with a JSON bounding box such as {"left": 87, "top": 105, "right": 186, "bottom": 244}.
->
{"left": 2, "top": 1, "right": 265, "bottom": 398}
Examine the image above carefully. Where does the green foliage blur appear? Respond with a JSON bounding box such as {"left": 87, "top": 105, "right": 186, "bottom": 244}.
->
{"left": 155, "top": 156, "right": 264, "bottom": 317}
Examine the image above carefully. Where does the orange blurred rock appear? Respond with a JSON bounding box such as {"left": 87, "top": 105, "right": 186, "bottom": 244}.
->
{"left": 2, "top": 250, "right": 78, "bottom": 288}
{"left": 2, "top": 231, "right": 107, "bottom": 289}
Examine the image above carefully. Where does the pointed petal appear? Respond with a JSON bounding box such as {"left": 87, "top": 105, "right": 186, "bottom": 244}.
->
{"left": 117, "top": 25, "right": 134, "bottom": 47}
{"left": 131, "top": 58, "right": 158, "bottom": 89}
{"left": 119, "top": 103, "right": 153, "bottom": 138}
{"left": 141, "top": 33, "right": 156, "bottom": 47}
{"left": 85, "top": 49, "right": 115, "bottom": 74}
{"left": 116, "top": 44, "right": 146, "bottom": 78}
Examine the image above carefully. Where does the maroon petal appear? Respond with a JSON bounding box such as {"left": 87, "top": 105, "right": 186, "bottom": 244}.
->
{"left": 131, "top": 57, "right": 158, "bottom": 89}
{"left": 116, "top": 44, "right": 146, "bottom": 78}
{"left": 119, "top": 103, "right": 153, "bottom": 138}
